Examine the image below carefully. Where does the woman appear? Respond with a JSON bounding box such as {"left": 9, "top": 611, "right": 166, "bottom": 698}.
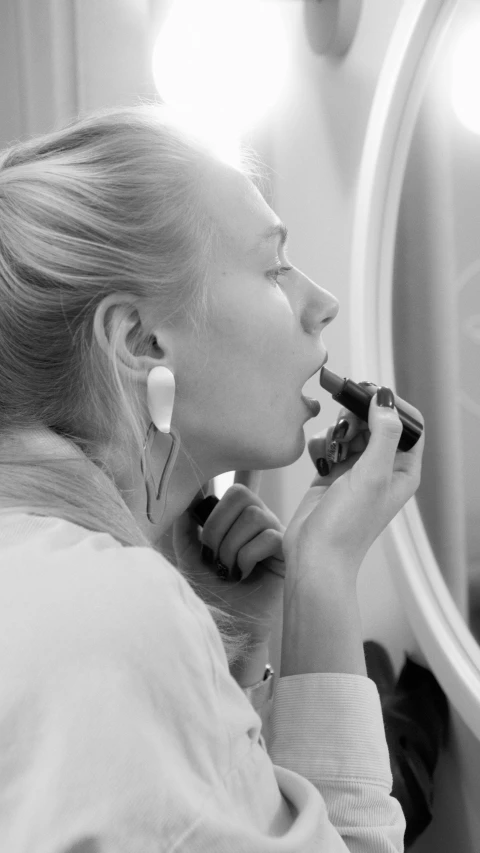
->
{"left": 0, "top": 104, "right": 423, "bottom": 851}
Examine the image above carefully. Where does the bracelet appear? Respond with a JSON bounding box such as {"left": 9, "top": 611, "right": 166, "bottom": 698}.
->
{"left": 243, "top": 664, "right": 275, "bottom": 712}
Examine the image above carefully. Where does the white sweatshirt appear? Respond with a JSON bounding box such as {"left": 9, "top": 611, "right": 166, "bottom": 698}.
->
{"left": 0, "top": 510, "right": 405, "bottom": 852}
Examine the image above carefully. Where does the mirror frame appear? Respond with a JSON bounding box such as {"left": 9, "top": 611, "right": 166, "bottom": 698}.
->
{"left": 350, "top": 0, "right": 480, "bottom": 739}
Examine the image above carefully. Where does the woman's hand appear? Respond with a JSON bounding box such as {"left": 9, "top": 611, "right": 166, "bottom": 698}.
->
{"left": 283, "top": 387, "right": 425, "bottom": 597}
{"left": 172, "top": 471, "right": 286, "bottom": 651}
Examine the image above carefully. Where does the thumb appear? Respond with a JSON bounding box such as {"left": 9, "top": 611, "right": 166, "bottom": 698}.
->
{"left": 357, "top": 387, "right": 403, "bottom": 478}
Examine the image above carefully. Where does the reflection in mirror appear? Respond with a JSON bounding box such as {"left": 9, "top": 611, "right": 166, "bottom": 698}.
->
{"left": 392, "top": 0, "right": 480, "bottom": 638}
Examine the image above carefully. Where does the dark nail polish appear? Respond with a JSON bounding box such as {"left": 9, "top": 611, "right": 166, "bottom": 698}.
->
{"left": 376, "top": 386, "right": 395, "bottom": 408}
{"left": 316, "top": 457, "right": 330, "bottom": 477}
{"left": 189, "top": 495, "right": 220, "bottom": 527}
{"left": 216, "top": 561, "right": 229, "bottom": 581}
{"left": 201, "top": 544, "right": 215, "bottom": 564}
{"left": 332, "top": 418, "right": 349, "bottom": 441}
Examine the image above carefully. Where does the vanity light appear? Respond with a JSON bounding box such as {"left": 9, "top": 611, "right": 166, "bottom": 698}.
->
{"left": 151, "top": 0, "right": 290, "bottom": 166}
{"left": 304, "top": 0, "right": 363, "bottom": 57}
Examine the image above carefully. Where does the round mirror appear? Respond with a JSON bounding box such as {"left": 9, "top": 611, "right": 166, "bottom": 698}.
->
{"left": 351, "top": 0, "right": 480, "bottom": 740}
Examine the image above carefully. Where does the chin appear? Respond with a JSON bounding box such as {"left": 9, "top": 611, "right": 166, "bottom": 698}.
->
{"left": 257, "top": 430, "right": 306, "bottom": 470}
{"left": 228, "top": 423, "right": 306, "bottom": 471}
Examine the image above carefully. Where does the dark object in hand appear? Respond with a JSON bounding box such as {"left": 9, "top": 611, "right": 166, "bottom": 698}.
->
{"left": 189, "top": 495, "right": 220, "bottom": 527}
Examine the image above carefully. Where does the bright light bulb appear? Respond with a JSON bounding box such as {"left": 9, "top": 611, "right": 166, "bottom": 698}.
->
{"left": 450, "top": 22, "right": 480, "bottom": 135}
{"left": 152, "top": 0, "right": 289, "bottom": 163}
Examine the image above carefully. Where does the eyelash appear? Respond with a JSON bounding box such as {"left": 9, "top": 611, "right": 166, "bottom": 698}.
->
{"left": 267, "top": 265, "right": 293, "bottom": 285}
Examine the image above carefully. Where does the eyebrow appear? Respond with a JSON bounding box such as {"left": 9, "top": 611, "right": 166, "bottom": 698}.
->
{"left": 256, "top": 222, "right": 289, "bottom": 250}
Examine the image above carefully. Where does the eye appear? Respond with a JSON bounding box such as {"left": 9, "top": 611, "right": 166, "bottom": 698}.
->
{"left": 266, "top": 265, "right": 293, "bottom": 286}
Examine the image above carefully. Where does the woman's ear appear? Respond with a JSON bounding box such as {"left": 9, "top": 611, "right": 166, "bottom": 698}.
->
{"left": 93, "top": 294, "right": 174, "bottom": 381}
{"left": 93, "top": 293, "right": 142, "bottom": 369}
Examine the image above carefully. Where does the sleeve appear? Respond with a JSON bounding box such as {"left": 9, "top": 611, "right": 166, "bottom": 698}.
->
{"left": 267, "top": 674, "right": 407, "bottom": 852}
{"left": 0, "top": 546, "right": 405, "bottom": 853}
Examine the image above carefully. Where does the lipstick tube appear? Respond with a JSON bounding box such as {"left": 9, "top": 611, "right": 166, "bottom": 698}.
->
{"left": 320, "top": 367, "right": 423, "bottom": 452}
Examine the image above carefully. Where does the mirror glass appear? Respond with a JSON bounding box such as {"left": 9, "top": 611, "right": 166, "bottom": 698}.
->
{"left": 392, "top": 0, "right": 480, "bottom": 639}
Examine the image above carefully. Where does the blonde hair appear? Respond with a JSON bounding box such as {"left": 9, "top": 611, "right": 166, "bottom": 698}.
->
{"left": 0, "top": 104, "right": 268, "bottom": 667}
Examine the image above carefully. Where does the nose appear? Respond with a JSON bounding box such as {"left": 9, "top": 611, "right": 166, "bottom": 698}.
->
{"left": 300, "top": 278, "right": 340, "bottom": 335}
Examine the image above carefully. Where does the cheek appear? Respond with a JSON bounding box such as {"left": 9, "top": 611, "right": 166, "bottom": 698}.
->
{"left": 204, "top": 312, "right": 261, "bottom": 385}
{"left": 214, "top": 308, "right": 260, "bottom": 349}
{"left": 185, "top": 302, "right": 296, "bottom": 413}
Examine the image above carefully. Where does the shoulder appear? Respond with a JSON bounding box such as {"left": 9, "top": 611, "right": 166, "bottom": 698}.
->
{"left": 0, "top": 515, "right": 226, "bottom": 692}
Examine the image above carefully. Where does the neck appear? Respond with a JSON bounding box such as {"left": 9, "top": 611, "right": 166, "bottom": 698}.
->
{"left": 117, "top": 428, "right": 214, "bottom": 551}
{"left": 9, "top": 425, "right": 218, "bottom": 557}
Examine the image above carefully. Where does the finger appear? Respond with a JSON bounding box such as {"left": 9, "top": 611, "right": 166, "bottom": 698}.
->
{"left": 202, "top": 484, "right": 275, "bottom": 557}
{"left": 333, "top": 428, "right": 370, "bottom": 463}
{"left": 236, "top": 529, "right": 285, "bottom": 579}
{"left": 339, "top": 430, "right": 370, "bottom": 460}
{"left": 350, "top": 383, "right": 424, "bottom": 430}
{"left": 234, "top": 470, "right": 263, "bottom": 494}
{"left": 391, "top": 391, "right": 425, "bottom": 428}
{"left": 333, "top": 410, "right": 370, "bottom": 440}
{"left": 389, "top": 413, "right": 426, "bottom": 474}
{"left": 308, "top": 423, "right": 341, "bottom": 472}
{"left": 356, "top": 387, "right": 403, "bottom": 478}
{"left": 216, "top": 504, "right": 279, "bottom": 570}
{"left": 307, "top": 427, "right": 331, "bottom": 470}
{"left": 308, "top": 420, "right": 362, "bottom": 467}
{"left": 309, "top": 422, "right": 371, "bottom": 475}
{"left": 309, "top": 450, "right": 364, "bottom": 488}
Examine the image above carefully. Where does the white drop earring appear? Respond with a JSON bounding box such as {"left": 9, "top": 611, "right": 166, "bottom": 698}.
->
{"left": 140, "top": 366, "right": 181, "bottom": 525}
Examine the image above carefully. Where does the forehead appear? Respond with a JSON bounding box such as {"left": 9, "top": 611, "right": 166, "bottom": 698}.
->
{"left": 200, "top": 162, "right": 275, "bottom": 260}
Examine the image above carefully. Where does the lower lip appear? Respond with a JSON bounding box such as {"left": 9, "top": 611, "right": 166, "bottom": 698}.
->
{"left": 301, "top": 395, "right": 321, "bottom": 417}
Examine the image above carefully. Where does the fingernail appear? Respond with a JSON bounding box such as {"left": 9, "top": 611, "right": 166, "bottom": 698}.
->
{"left": 376, "top": 387, "right": 395, "bottom": 408}
{"left": 316, "top": 457, "right": 330, "bottom": 477}
{"left": 201, "top": 545, "right": 215, "bottom": 564}
{"left": 216, "top": 561, "right": 229, "bottom": 581}
{"left": 189, "top": 495, "right": 220, "bottom": 527}
{"left": 332, "top": 418, "right": 349, "bottom": 441}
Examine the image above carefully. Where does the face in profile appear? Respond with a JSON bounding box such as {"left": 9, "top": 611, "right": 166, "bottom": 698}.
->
{"left": 167, "top": 160, "right": 340, "bottom": 476}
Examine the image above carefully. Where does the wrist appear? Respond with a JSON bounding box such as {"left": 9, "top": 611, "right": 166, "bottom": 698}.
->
{"left": 243, "top": 663, "right": 275, "bottom": 719}
{"left": 231, "top": 640, "right": 270, "bottom": 689}
{"left": 283, "top": 559, "right": 358, "bottom": 610}
{"left": 281, "top": 583, "right": 366, "bottom": 678}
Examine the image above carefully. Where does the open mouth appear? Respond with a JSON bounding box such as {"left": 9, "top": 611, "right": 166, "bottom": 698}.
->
{"left": 300, "top": 353, "right": 328, "bottom": 416}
